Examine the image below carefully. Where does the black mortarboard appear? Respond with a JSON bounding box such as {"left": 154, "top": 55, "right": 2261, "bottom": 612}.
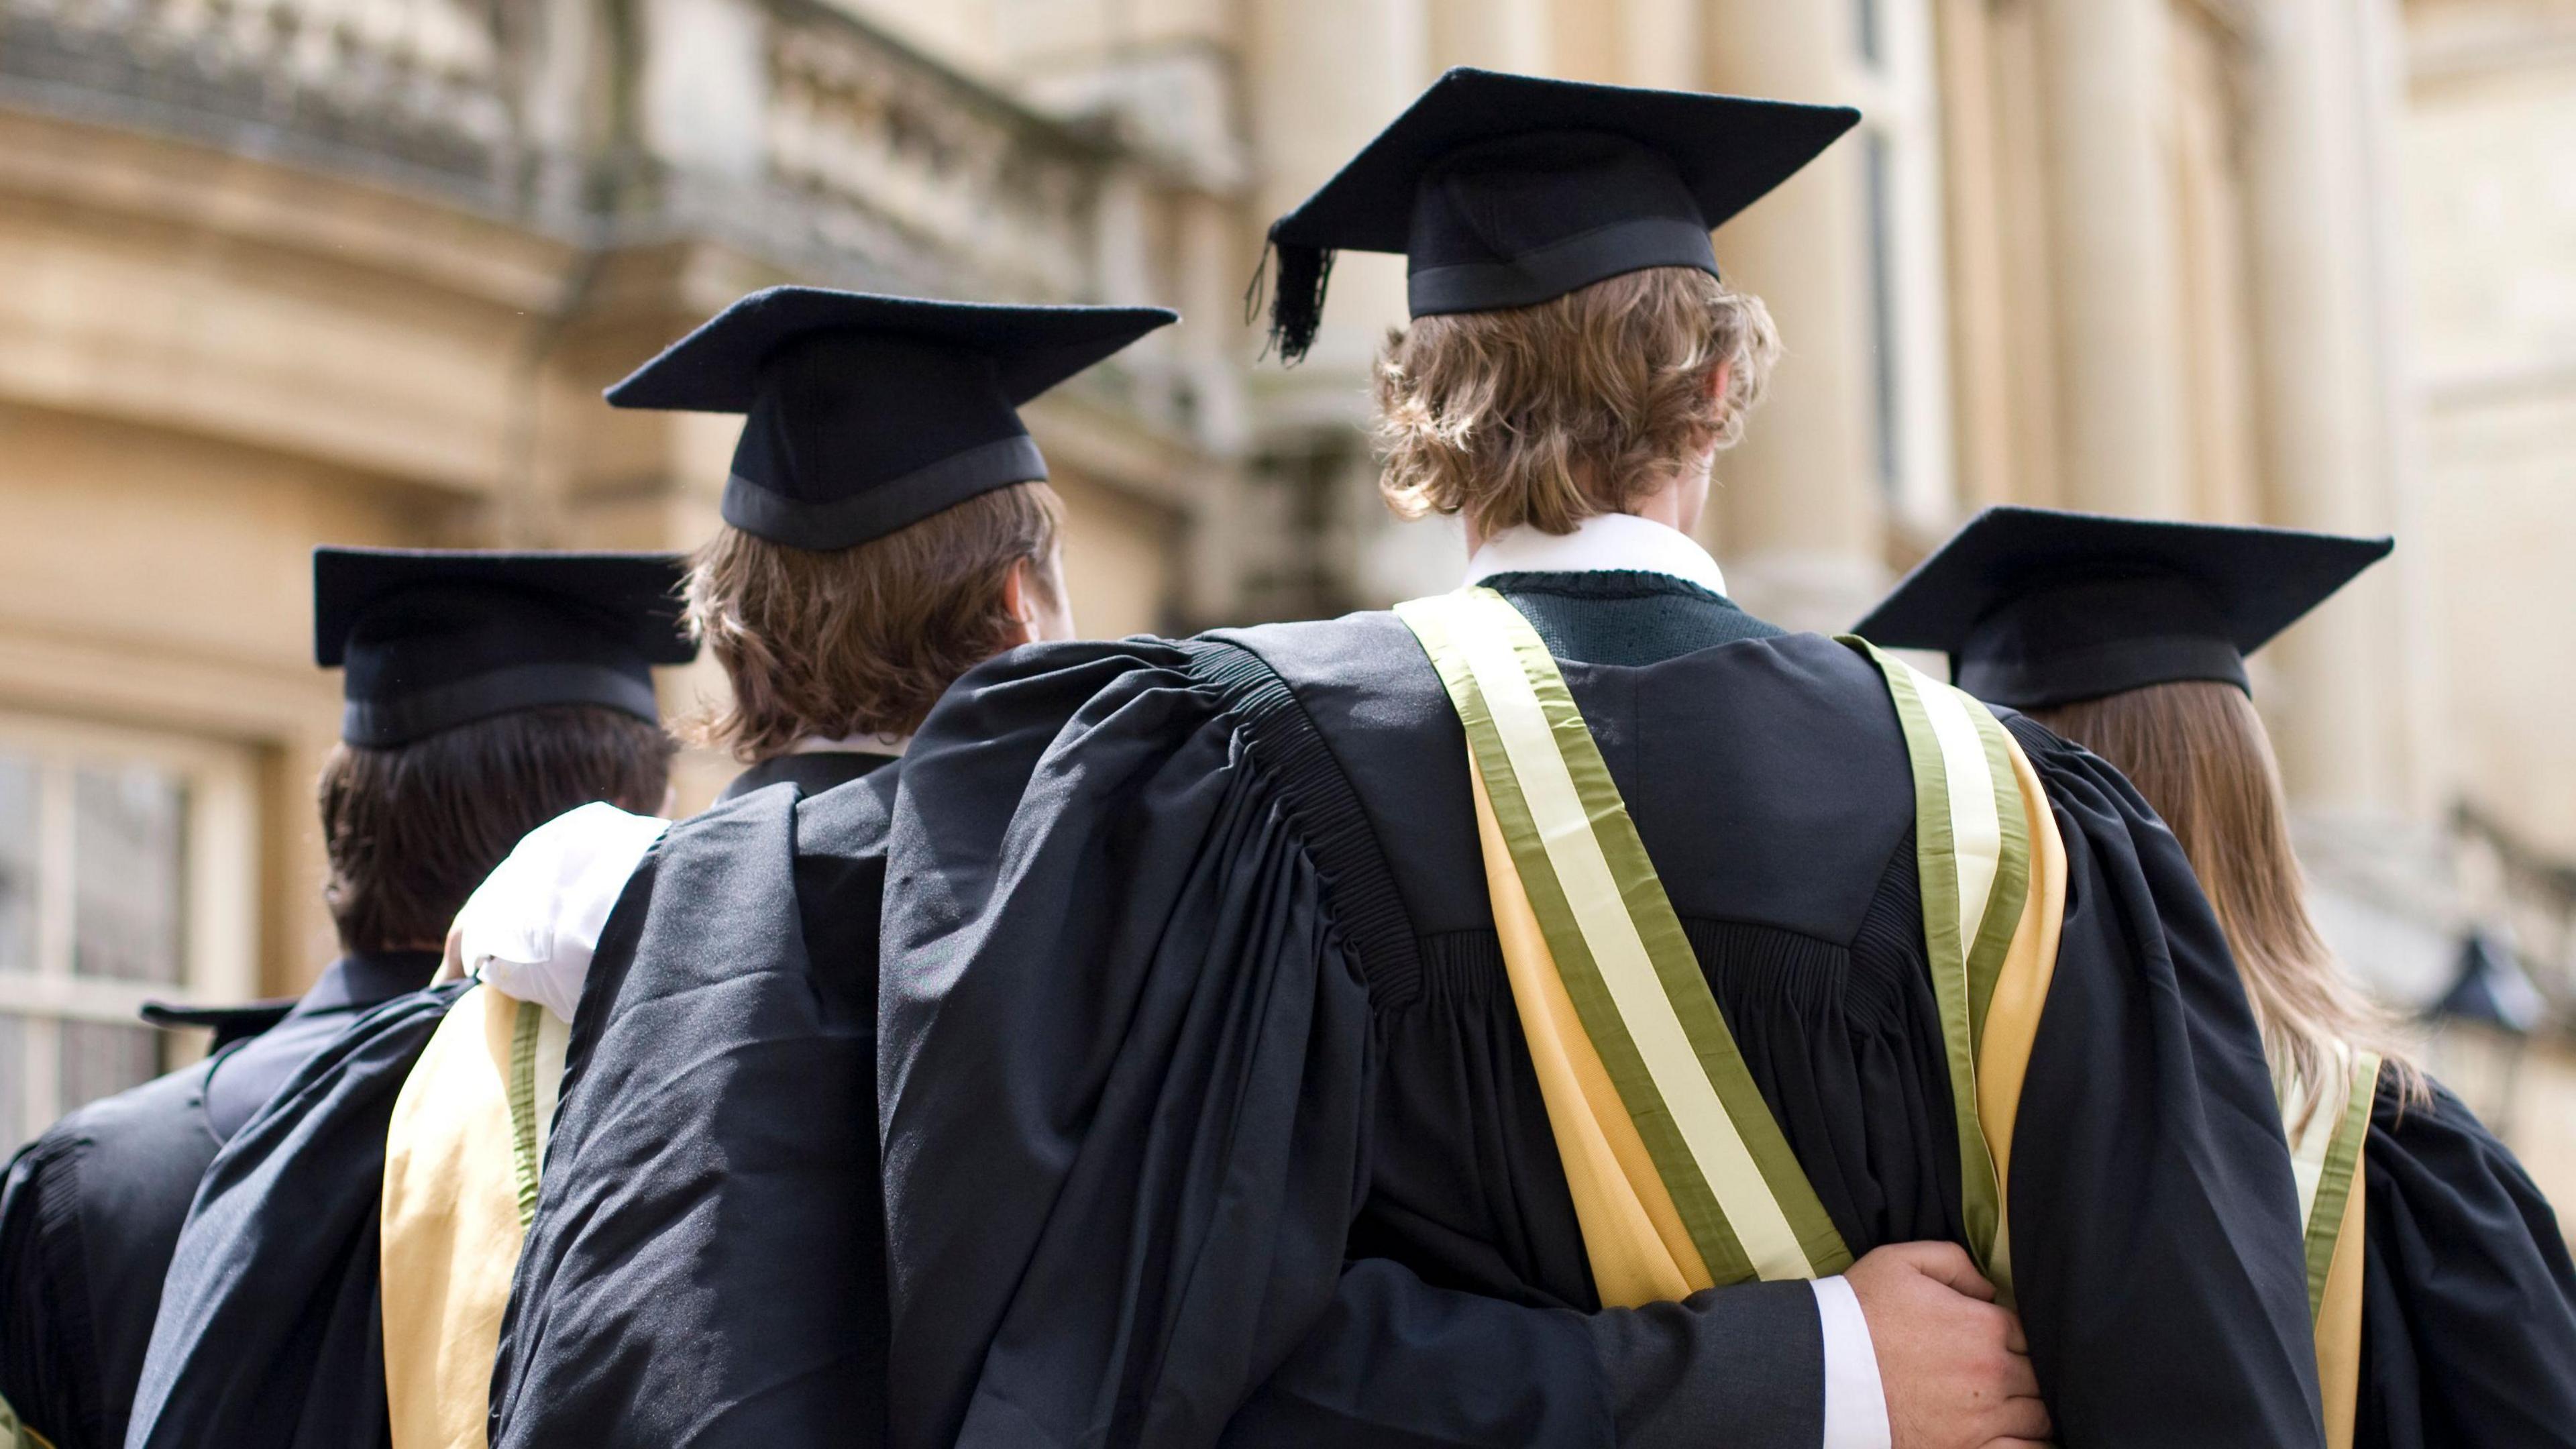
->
{"left": 1850, "top": 506, "right": 2394, "bottom": 711}
{"left": 2431, "top": 932, "right": 2544, "bottom": 1036}
{"left": 605, "top": 288, "right": 1177, "bottom": 551}
{"left": 315, "top": 547, "right": 695, "bottom": 747}
{"left": 1256, "top": 67, "right": 1858, "bottom": 362}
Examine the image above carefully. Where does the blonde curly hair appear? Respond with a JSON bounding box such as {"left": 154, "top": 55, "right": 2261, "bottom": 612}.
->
{"left": 1371, "top": 266, "right": 1781, "bottom": 539}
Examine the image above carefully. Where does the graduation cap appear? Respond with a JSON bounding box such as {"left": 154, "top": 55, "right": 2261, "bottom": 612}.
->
{"left": 2431, "top": 931, "right": 2546, "bottom": 1036}
{"left": 140, "top": 998, "right": 297, "bottom": 1052}
{"left": 315, "top": 547, "right": 695, "bottom": 747}
{"left": 606, "top": 288, "right": 1177, "bottom": 552}
{"left": 1257, "top": 67, "right": 1860, "bottom": 362}
{"left": 1850, "top": 506, "right": 2394, "bottom": 711}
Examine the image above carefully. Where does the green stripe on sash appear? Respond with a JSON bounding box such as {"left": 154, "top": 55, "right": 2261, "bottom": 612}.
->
{"left": 1847, "top": 640, "right": 2026, "bottom": 1278}
{"left": 2305, "top": 1052, "right": 2381, "bottom": 1317}
{"left": 1400, "top": 590, "right": 1850, "bottom": 1282}
{"left": 506, "top": 997, "right": 543, "bottom": 1229}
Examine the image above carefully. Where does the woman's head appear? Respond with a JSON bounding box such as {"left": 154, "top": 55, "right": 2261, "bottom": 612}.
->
{"left": 1371, "top": 266, "right": 1779, "bottom": 543}
{"left": 682, "top": 480, "right": 1067, "bottom": 762}
{"left": 2032, "top": 680, "right": 2410, "bottom": 1122}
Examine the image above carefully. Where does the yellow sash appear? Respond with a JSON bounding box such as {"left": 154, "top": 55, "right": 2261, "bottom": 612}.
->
{"left": 0, "top": 1389, "right": 57, "bottom": 1449}
{"left": 380, "top": 983, "right": 566, "bottom": 1449}
{"left": 1397, "top": 590, "right": 2068, "bottom": 1305}
{"left": 2291, "top": 1051, "right": 2379, "bottom": 1449}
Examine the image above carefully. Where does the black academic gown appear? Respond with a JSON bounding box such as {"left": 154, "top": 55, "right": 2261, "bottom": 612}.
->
{"left": 488, "top": 749, "right": 898, "bottom": 1448}
{"left": 0, "top": 953, "right": 433, "bottom": 1449}
{"left": 2356, "top": 1074, "right": 2576, "bottom": 1449}
{"left": 121, "top": 755, "right": 891, "bottom": 1449}
{"left": 877, "top": 570, "right": 2324, "bottom": 1449}
{"left": 492, "top": 732, "right": 1795, "bottom": 1449}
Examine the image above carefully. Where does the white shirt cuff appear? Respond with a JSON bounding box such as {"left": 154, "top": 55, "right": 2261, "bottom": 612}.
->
{"left": 1811, "top": 1275, "right": 1892, "bottom": 1449}
{"left": 453, "top": 801, "right": 669, "bottom": 1023}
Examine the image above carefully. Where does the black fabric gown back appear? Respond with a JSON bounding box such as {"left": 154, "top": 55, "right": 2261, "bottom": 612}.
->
{"left": 876, "top": 572, "right": 2324, "bottom": 1449}
{"left": 489, "top": 753, "right": 897, "bottom": 1447}
{"left": 0, "top": 953, "right": 433, "bottom": 1449}
{"left": 125, "top": 983, "right": 466, "bottom": 1449}
{"left": 2357, "top": 1073, "right": 2576, "bottom": 1448}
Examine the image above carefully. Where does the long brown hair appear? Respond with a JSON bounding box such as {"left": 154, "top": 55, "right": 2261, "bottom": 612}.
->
{"left": 2033, "top": 680, "right": 2416, "bottom": 1128}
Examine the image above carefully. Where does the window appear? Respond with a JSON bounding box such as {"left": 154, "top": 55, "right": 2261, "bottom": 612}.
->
{"left": 0, "top": 714, "right": 257, "bottom": 1157}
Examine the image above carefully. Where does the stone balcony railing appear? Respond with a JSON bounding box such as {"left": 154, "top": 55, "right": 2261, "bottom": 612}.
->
{"left": 0, "top": 0, "right": 1170, "bottom": 319}
{"left": 0, "top": 0, "right": 515, "bottom": 188}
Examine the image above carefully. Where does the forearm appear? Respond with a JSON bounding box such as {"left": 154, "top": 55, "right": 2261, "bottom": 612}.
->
{"left": 1226, "top": 1260, "right": 1838, "bottom": 1449}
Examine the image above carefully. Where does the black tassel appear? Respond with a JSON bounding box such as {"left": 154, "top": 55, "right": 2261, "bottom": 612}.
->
{"left": 1251, "top": 228, "right": 1334, "bottom": 366}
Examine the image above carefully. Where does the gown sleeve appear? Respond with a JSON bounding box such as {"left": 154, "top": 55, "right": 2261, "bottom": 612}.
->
{"left": 489, "top": 785, "right": 890, "bottom": 1449}
{"left": 881, "top": 639, "right": 1838, "bottom": 1449}
{"left": 124, "top": 984, "right": 464, "bottom": 1449}
{"left": 878, "top": 639, "right": 1378, "bottom": 1449}
{"left": 2356, "top": 1074, "right": 2576, "bottom": 1449}
{"left": 1, "top": 1134, "right": 88, "bottom": 1449}
{"left": 1230, "top": 1260, "right": 1828, "bottom": 1449}
{"left": 2000, "top": 717, "right": 2324, "bottom": 1449}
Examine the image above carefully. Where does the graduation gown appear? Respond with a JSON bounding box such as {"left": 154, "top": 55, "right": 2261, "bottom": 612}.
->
{"left": 877, "top": 570, "right": 2323, "bottom": 1448}
{"left": 0, "top": 953, "right": 433, "bottom": 1449}
{"left": 125, "top": 756, "right": 885, "bottom": 1449}
{"left": 2356, "top": 1074, "right": 2576, "bottom": 1449}
{"left": 488, "top": 749, "right": 898, "bottom": 1448}
{"left": 496, "top": 738, "right": 1760, "bottom": 1449}
{"left": 124, "top": 983, "right": 464, "bottom": 1449}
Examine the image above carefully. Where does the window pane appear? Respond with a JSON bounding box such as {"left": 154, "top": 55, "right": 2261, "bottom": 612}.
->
{"left": 72, "top": 765, "right": 189, "bottom": 985}
{"left": 0, "top": 754, "right": 34, "bottom": 975}
{"left": 0, "top": 1016, "right": 24, "bottom": 1157}
{"left": 58, "top": 1019, "right": 161, "bottom": 1116}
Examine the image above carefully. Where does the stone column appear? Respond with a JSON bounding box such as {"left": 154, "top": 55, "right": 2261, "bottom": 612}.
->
{"left": 1244, "top": 0, "right": 1440, "bottom": 606}
{"left": 1246, "top": 0, "right": 1428, "bottom": 382}
{"left": 1430, "top": 0, "right": 1548, "bottom": 74}
{"left": 1619, "top": 0, "right": 1704, "bottom": 91}
{"left": 1698, "top": 0, "right": 1884, "bottom": 633}
{"left": 2243, "top": 0, "right": 2419, "bottom": 818}
{"left": 2034, "top": 0, "right": 2188, "bottom": 517}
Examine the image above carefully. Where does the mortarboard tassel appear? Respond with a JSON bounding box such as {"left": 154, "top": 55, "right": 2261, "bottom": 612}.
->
{"left": 1258, "top": 229, "right": 1334, "bottom": 366}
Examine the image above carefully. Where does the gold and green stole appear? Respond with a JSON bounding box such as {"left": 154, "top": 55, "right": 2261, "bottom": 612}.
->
{"left": 1, "top": 1389, "right": 57, "bottom": 1449}
{"left": 1395, "top": 587, "right": 2068, "bottom": 1306}
{"left": 380, "top": 983, "right": 568, "bottom": 1449}
{"left": 2288, "top": 1049, "right": 2380, "bottom": 1449}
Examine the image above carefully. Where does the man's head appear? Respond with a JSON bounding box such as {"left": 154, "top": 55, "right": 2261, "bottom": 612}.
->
{"left": 1371, "top": 265, "right": 1779, "bottom": 543}
{"left": 1254, "top": 71, "right": 1851, "bottom": 542}
{"left": 682, "top": 480, "right": 1069, "bottom": 761}
{"left": 318, "top": 706, "right": 673, "bottom": 954}
{"left": 311, "top": 547, "right": 695, "bottom": 954}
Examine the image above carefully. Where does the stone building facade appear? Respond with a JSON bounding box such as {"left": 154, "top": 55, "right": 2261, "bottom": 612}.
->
{"left": 2, "top": 0, "right": 2572, "bottom": 1191}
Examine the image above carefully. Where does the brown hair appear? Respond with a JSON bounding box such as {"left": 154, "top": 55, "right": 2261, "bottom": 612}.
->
{"left": 683, "top": 481, "right": 1063, "bottom": 761}
{"left": 2033, "top": 681, "right": 2418, "bottom": 1128}
{"left": 1371, "top": 266, "right": 1782, "bottom": 539}
{"left": 318, "top": 704, "right": 674, "bottom": 955}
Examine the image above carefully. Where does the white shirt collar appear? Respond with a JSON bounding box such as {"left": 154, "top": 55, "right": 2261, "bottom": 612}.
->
{"left": 1462, "top": 512, "right": 1729, "bottom": 598}
{"left": 788, "top": 732, "right": 910, "bottom": 758}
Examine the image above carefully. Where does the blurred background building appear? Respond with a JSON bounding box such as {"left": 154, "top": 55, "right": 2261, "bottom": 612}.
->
{"left": 1, "top": 0, "right": 2571, "bottom": 1194}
